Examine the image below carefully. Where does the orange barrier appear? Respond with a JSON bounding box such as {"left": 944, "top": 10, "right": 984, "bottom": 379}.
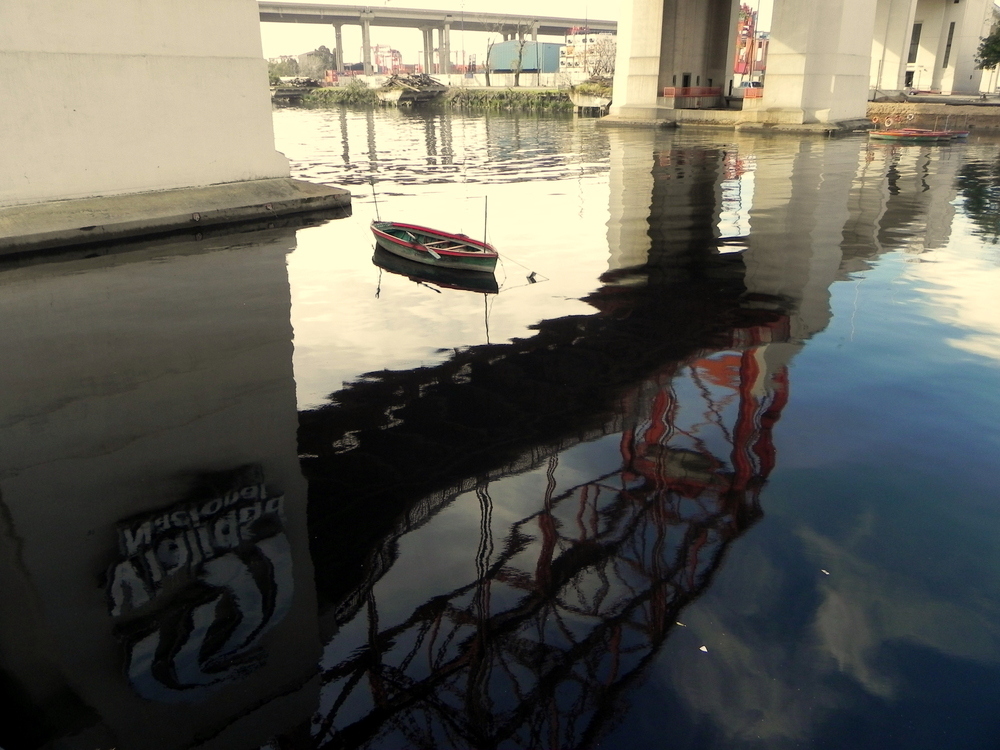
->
{"left": 662, "top": 86, "right": 722, "bottom": 97}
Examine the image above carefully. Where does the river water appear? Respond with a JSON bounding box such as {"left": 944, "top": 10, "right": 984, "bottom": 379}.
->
{"left": 1, "top": 107, "right": 999, "bottom": 750}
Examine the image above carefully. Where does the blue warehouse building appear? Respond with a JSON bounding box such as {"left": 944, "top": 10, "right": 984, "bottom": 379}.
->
{"left": 488, "top": 41, "right": 563, "bottom": 73}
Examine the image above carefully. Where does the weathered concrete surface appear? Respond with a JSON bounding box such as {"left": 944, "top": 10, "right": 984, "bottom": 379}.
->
{"left": 2, "top": 0, "right": 292, "bottom": 208}
{"left": 0, "top": 227, "right": 320, "bottom": 750}
{"left": 599, "top": 108, "right": 870, "bottom": 134}
{"left": 868, "top": 101, "right": 1000, "bottom": 130}
{"left": 0, "top": 178, "right": 351, "bottom": 255}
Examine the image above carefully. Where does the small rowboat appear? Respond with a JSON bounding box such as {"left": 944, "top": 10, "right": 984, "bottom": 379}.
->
{"left": 869, "top": 128, "right": 969, "bottom": 142}
{"left": 371, "top": 220, "right": 498, "bottom": 272}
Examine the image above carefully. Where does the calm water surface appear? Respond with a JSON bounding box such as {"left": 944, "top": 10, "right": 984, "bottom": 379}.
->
{"left": 1, "top": 106, "right": 999, "bottom": 750}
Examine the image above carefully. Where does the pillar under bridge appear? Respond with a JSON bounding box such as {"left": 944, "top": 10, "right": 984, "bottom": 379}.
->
{"left": 608, "top": 0, "right": 997, "bottom": 128}
{"left": 0, "top": 0, "right": 349, "bottom": 254}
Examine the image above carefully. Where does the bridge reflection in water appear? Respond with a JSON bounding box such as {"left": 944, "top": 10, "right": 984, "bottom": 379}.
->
{"left": 291, "top": 140, "right": 793, "bottom": 749}
{"left": 0, "top": 122, "right": 967, "bottom": 750}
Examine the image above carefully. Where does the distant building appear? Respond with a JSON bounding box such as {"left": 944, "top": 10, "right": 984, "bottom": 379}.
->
{"left": 559, "top": 29, "right": 617, "bottom": 76}
{"left": 733, "top": 5, "right": 768, "bottom": 82}
{"left": 488, "top": 41, "right": 562, "bottom": 73}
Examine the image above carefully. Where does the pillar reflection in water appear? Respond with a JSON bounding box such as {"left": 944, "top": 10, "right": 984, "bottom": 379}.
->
{"left": 294, "top": 137, "right": 796, "bottom": 750}
{"left": 0, "top": 229, "right": 319, "bottom": 750}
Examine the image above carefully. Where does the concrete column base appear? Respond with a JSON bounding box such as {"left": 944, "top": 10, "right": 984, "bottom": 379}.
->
{"left": 0, "top": 178, "right": 351, "bottom": 256}
{"left": 599, "top": 107, "right": 872, "bottom": 134}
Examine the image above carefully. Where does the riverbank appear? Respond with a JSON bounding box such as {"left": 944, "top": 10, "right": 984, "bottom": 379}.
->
{"left": 297, "top": 84, "right": 1000, "bottom": 131}
{"left": 302, "top": 83, "right": 573, "bottom": 111}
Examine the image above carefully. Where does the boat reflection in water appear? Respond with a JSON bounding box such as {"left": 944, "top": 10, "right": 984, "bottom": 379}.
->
{"left": 371, "top": 245, "right": 499, "bottom": 295}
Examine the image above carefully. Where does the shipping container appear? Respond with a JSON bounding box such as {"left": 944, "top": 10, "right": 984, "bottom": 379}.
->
{"left": 488, "top": 41, "right": 562, "bottom": 73}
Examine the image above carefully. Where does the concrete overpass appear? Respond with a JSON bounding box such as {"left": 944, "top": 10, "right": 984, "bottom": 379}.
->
{"left": 258, "top": 2, "right": 615, "bottom": 76}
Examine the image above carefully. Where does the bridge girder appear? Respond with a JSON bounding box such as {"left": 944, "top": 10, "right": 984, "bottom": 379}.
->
{"left": 258, "top": 2, "right": 616, "bottom": 38}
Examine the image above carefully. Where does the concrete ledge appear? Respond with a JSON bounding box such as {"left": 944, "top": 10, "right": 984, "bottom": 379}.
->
{"left": 868, "top": 101, "right": 1000, "bottom": 130}
{"left": 0, "top": 178, "right": 351, "bottom": 255}
{"left": 598, "top": 116, "right": 678, "bottom": 129}
{"left": 600, "top": 108, "right": 871, "bottom": 135}
{"left": 734, "top": 118, "right": 871, "bottom": 134}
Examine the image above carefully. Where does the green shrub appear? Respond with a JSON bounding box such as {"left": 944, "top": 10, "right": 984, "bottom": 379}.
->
{"left": 304, "top": 79, "right": 378, "bottom": 106}
{"left": 573, "top": 82, "right": 612, "bottom": 98}
{"left": 445, "top": 88, "right": 573, "bottom": 111}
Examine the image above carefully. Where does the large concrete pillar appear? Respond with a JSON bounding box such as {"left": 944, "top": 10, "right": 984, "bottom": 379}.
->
{"left": 361, "top": 14, "right": 373, "bottom": 75}
{"left": 442, "top": 20, "right": 452, "bottom": 75}
{"left": 610, "top": 0, "right": 738, "bottom": 120}
{"left": 0, "top": 0, "right": 348, "bottom": 251}
{"left": 422, "top": 28, "right": 433, "bottom": 74}
{"left": 610, "top": 0, "right": 667, "bottom": 115}
{"left": 334, "top": 24, "right": 345, "bottom": 73}
{"left": 760, "top": 0, "right": 878, "bottom": 123}
{"left": 933, "top": 0, "right": 996, "bottom": 93}
{"left": 870, "top": 0, "right": 919, "bottom": 93}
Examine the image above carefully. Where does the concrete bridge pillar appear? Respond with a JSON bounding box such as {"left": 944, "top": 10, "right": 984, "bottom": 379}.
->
{"left": 0, "top": 0, "right": 348, "bottom": 252}
{"left": 442, "top": 19, "right": 452, "bottom": 75}
{"left": 361, "top": 12, "right": 373, "bottom": 75}
{"left": 757, "top": 0, "right": 878, "bottom": 124}
{"left": 930, "top": 0, "right": 995, "bottom": 94}
{"left": 609, "top": 0, "right": 666, "bottom": 113}
{"left": 870, "top": 0, "right": 919, "bottom": 93}
{"left": 333, "top": 24, "right": 345, "bottom": 73}
{"left": 610, "top": 0, "right": 738, "bottom": 119}
{"left": 422, "top": 28, "right": 433, "bottom": 74}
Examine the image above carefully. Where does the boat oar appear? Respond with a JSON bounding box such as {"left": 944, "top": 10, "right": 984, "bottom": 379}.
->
{"left": 403, "top": 230, "right": 441, "bottom": 259}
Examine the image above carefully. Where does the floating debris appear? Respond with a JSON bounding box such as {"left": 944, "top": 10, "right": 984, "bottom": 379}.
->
{"left": 699, "top": 645, "right": 708, "bottom": 652}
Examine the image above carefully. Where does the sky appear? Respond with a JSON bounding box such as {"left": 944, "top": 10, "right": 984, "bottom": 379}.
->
{"left": 260, "top": 0, "right": 774, "bottom": 65}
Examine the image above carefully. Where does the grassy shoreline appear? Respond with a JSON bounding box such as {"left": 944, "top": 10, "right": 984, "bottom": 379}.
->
{"left": 302, "top": 84, "right": 574, "bottom": 111}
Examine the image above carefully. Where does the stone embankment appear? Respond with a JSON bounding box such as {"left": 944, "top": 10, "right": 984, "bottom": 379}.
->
{"left": 868, "top": 101, "right": 1000, "bottom": 130}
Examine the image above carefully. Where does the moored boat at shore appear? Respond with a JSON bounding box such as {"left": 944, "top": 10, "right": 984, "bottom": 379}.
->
{"left": 869, "top": 127, "right": 969, "bottom": 142}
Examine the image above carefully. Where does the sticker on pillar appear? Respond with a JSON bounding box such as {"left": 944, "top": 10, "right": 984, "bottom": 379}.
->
{"left": 105, "top": 464, "right": 294, "bottom": 703}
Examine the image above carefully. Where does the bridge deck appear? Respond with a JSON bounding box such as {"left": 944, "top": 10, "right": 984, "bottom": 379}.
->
{"left": 258, "top": 2, "right": 616, "bottom": 37}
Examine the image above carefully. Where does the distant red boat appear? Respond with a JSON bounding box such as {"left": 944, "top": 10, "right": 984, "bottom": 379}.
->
{"left": 371, "top": 220, "right": 498, "bottom": 273}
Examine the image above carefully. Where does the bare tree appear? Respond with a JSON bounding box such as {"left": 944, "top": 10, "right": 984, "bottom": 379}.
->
{"left": 510, "top": 23, "right": 534, "bottom": 87}
{"left": 589, "top": 35, "right": 617, "bottom": 77}
{"left": 484, "top": 32, "right": 499, "bottom": 86}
